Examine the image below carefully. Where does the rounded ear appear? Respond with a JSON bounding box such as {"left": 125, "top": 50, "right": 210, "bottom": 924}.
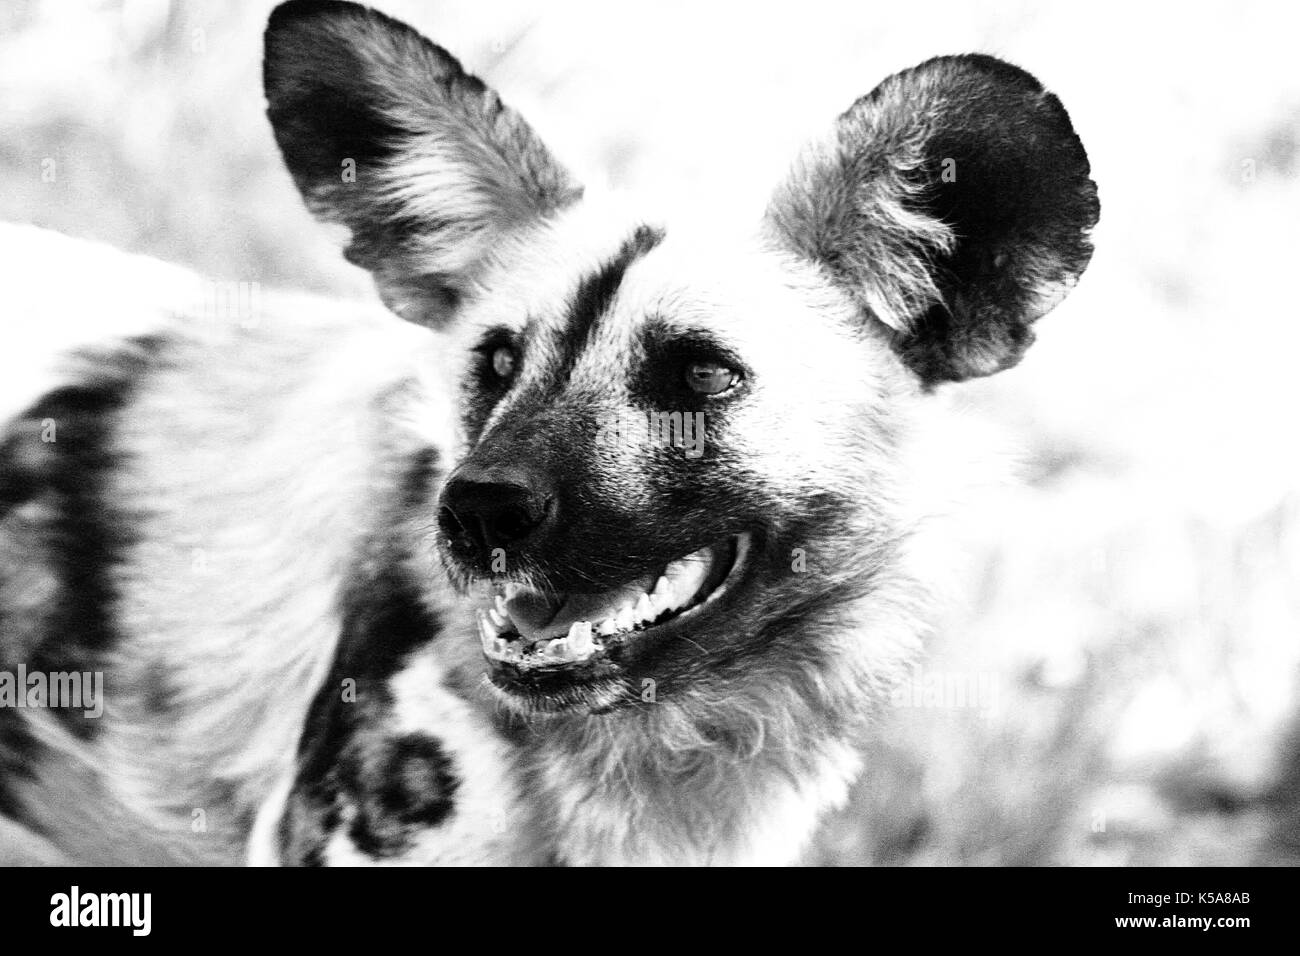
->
{"left": 765, "top": 54, "right": 1099, "bottom": 385}
{"left": 263, "top": 0, "right": 582, "bottom": 327}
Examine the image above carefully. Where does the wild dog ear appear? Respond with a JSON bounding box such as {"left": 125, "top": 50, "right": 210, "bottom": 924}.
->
{"left": 263, "top": 0, "right": 582, "bottom": 327}
{"left": 765, "top": 54, "right": 1099, "bottom": 385}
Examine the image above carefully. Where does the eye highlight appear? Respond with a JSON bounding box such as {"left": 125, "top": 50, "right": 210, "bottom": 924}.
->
{"left": 490, "top": 345, "right": 518, "bottom": 381}
{"left": 685, "top": 361, "right": 738, "bottom": 396}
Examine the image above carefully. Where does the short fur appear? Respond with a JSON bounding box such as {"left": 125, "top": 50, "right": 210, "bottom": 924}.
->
{"left": 0, "top": 1, "right": 1097, "bottom": 866}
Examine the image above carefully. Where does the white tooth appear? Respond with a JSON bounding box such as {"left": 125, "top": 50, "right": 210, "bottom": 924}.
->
{"left": 478, "top": 610, "right": 501, "bottom": 637}
{"left": 492, "top": 637, "right": 510, "bottom": 659}
{"left": 546, "top": 637, "right": 569, "bottom": 660}
{"left": 489, "top": 608, "right": 507, "bottom": 628}
{"left": 568, "top": 621, "right": 593, "bottom": 657}
{"left": 596, "top": 618, "right": 618, "bottom": 636}
{"left": 634, "top": 592, "right": 655, "bottom": 623}
{"left": 494, "top": 595, "right": 509, "bottom": 618}
{"left": 615, "top": 605, "right": 636, "bottom": 632}
{"left": 649, "top": 575, "right": 674, "bottom": 613}
{"left": 479, "top": 616, "right": 496, "bottom": 653}
{"left": 664, "top": 551, "right": 711, "bottom": 602}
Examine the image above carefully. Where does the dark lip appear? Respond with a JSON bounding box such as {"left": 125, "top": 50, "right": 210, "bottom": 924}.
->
{"left": 482, "top": 533, "right": 753, "bottom": 714}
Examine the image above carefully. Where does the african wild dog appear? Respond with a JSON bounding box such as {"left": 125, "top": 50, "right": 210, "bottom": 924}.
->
{"left": 0, "top": 0, "right": 1097, "bottom": 865}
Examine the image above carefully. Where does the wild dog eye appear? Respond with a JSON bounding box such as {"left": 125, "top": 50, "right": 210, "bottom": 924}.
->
{"left": 685, "top": 361, "right": 738, "bottom": 396}
{"left": 490, "top": 346, "right": 518, "bottom": 380}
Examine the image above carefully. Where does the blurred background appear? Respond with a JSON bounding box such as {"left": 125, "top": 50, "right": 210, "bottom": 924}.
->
{"left": 2, "top": 0, "right": 1298, "bottom": 864}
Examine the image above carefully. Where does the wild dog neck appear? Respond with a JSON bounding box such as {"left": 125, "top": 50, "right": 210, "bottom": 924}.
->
{"left": 493, "top": 563, "right": 925, "bottom": 866}
{"left": 454, "top": 516, "right": 928, "bottom": 865}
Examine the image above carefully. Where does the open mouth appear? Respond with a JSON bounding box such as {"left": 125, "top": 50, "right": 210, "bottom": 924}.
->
{"left": 476, "top": 533, "right": 751, "bottom": 671}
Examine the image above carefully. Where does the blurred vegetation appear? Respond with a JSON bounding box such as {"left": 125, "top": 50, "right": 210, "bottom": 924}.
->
{"left": 3, "top": 0, "right": 1298, "bottom": 864}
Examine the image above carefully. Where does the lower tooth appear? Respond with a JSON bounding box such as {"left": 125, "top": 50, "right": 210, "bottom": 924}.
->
{"left": 596, "top": 618, "right": 618, "bottom": 637}
{"left": 614, "top": 606, "right": 635, "bottom": 632}
{"left": 634, "top": 593, "right": 655, "bottom": 623}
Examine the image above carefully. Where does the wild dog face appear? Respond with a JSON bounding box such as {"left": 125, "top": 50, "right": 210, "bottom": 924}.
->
{"left": 264, "top": 0, "right": 1098, "bottom": 736}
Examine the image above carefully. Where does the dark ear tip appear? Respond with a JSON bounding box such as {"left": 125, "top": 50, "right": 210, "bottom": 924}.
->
{"left": 267, "top": 0, "right": 368, "bottom": 32}
{"left": 923, "top": 53, "right": 1046, "bottom": 91}
{"left": 264, "top": 1, "right": 400, "bottom": 63}
{"left": 264, "top": 0, "right": 462, "bottom": 92}
{"left": 910, "top": 55, "right": 1091, "bottom": 143}
{"left": 264, "top": 2, "right": 354, "bottom": 91}
{"left": 921, "top": 52, "right": 1101, "bottom": 236}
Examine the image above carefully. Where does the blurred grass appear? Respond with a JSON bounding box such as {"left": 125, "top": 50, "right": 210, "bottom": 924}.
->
{"left": 3, "top": 0, "right": 1299, "bottom": 865}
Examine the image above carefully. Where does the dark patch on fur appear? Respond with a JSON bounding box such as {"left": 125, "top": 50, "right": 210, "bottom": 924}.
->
{"left": 399, "top": 446, "right": 441, "bottom": 512}
{"left": 346, "top": 733, "right": 459, "bottom": 856}
{"left": 0, "top": 336, "right": 162, "bottom": 816}
{"left": 553, "top": 224, "right": 665, "bottom": 379}
{"left": 276, "top": 559, "right": 455, "bottom": 864}
{"left": 265, "top": 31, "right": 399, "bottom": 174}
{"left": 892, "top": 59, "right": 1098, "bottom": 384}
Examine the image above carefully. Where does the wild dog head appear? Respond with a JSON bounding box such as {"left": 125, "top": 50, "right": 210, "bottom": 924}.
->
{"left": 264, "top": 1, "right": 1098, "bottom": 721}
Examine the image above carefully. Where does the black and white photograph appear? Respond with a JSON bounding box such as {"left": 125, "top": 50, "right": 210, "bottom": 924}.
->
{"left": 0, "top": 0, "right": 1295, "bottom": 907}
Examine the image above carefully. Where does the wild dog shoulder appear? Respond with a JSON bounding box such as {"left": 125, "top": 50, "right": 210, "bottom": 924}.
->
{"left": 251, "top": 592, "right": 538, "bottom": 867}
{"left": 0, "top": 225, "right": 508, "bottom": 863}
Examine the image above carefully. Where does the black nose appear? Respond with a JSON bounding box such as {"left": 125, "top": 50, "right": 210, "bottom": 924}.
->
{"left": 438, "top": 464, "right": 555, "bottom": 563}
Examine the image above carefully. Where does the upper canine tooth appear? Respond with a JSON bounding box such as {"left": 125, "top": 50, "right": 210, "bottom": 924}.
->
{"left": 494, "top": 595, "right": 509, "bottom": 618}
{"left": 634, "top": 593, "right": 655, "bottom": 623}
{"left": 665, "top": 551, "right": 710, "bottom": 598}
{"left": 478, "top": 610, "right": 501, "bottom": 638}
{"left": 489, "top": 607, "right": 508, "bottom": 628}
